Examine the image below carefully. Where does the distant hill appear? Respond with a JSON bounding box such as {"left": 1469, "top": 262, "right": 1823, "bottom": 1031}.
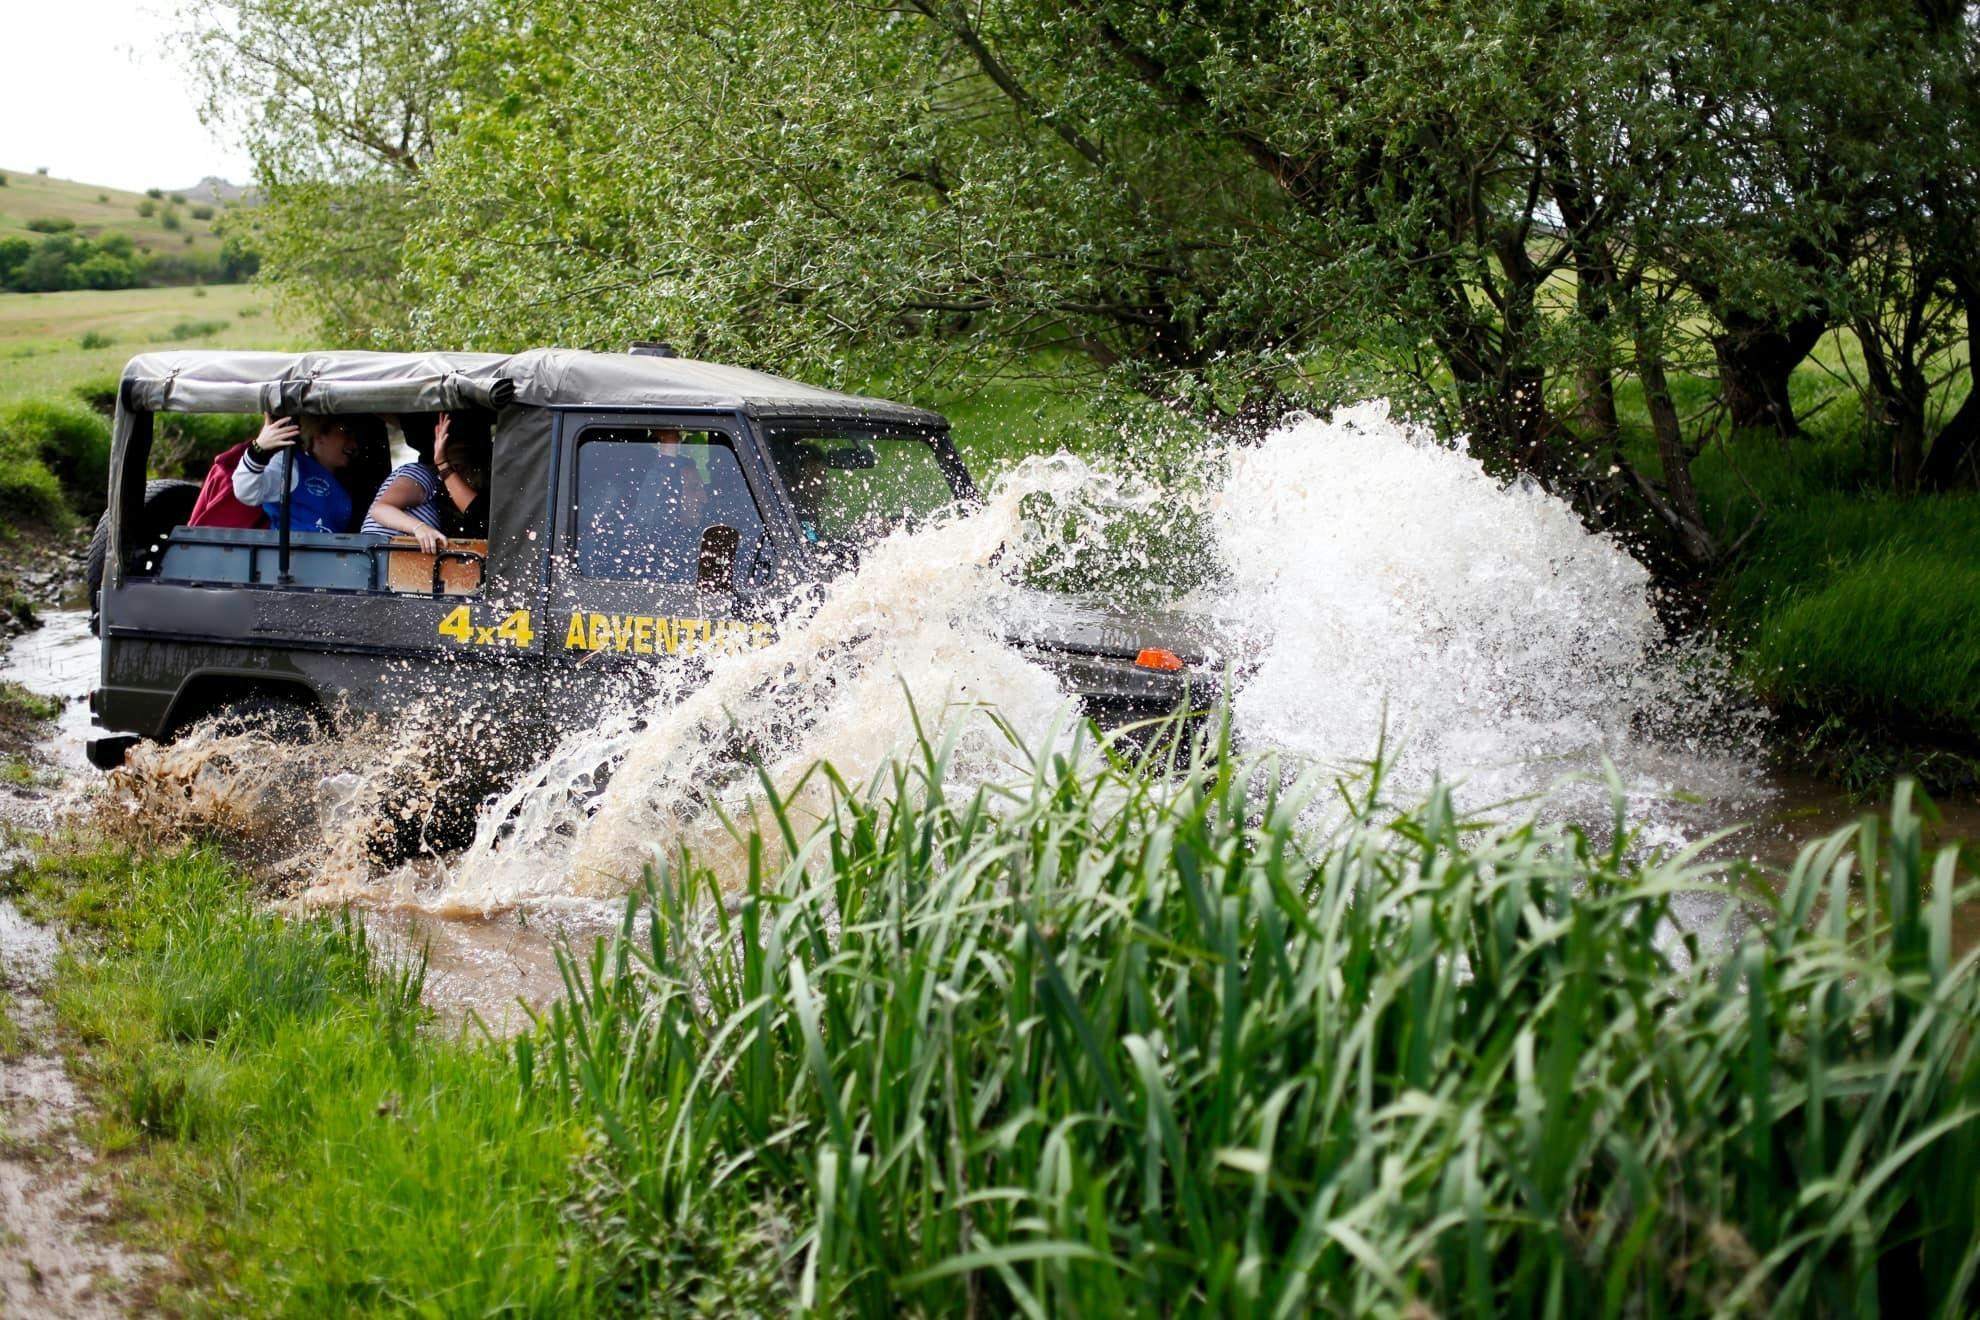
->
{"left": 0, "top": 167, "right": 254, "bottom": 289}
{"left": 173, "top": 176, "right": 254, "bottom": 205}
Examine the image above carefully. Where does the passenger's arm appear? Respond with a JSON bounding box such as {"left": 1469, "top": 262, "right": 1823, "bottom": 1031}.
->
{"left": 431, "top": 414, "right": 481, "bottom": 513}
{"left": 231, "top": 416, "right": 301, "bottom": 506}
{"left": 367, "top": 475, "right": 446, "bottom": 553}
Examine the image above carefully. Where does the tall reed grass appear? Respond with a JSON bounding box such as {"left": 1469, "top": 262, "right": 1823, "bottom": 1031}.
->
{"left": 537, "top": 720, "right": 1980, "bottom": 1315}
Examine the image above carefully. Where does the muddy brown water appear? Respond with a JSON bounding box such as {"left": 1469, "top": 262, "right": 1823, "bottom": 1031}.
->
{"left": 6, "top": 609, "right": 1977, "bottom": 1029}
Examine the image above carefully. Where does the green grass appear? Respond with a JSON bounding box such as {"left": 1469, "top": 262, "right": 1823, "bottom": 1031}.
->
{"left": 7, "top": 715, "right": 1978, "bottom": 1312}
{"left": 0, "top": 284, "right": 286, "bottom": 408}
{"left": 0, "top": 680, "right": 62, "bottom": 763}
{"left": 530, "top": 720, "right": 1980, "bottom": 1315}
{"left": 6, "top": 846, "right": 604, "bottom": 1313}
{"left": 1607, "top": 342, "right": 1980, "bottom": 772}
{"left": 0, "top": 168, "right": 230, "bottom": 265}
{"left": 0, "top": 992, "right": 23, "bottom": 1060}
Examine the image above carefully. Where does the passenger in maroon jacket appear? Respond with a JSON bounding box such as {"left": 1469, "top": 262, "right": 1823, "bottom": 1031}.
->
{"left": 187, "top": 438, "right": 269, "bottom": 529}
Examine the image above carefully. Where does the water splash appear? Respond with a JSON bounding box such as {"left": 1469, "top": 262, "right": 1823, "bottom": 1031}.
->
{"left": 1207, "top": 403, "right": 1756, "bottom": 818}
{"left": 101, "top": 401, "right": 1762, "bottom": 911}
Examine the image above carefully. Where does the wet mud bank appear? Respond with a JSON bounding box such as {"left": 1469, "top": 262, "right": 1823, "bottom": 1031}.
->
{"left": 0, "top": 897, "right": 159, "bottom": 1316}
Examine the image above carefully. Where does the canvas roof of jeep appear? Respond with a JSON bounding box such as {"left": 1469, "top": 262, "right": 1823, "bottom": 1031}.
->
{"left": 107, "top": 348, "right": 951, "bottom": 604}
{"left": 115, "top": 348, "right": 947, "bottom": 428}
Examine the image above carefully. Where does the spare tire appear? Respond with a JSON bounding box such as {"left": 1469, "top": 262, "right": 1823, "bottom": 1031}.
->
{"left": 87, "top": 478, "right": 200, "bottom": 621}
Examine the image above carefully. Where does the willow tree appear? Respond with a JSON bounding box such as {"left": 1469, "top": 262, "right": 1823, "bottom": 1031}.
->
{"left": 188, "top": 0, "right": 1979, "bottom": 521}
{"left": 177, "top": 0, "right": 491, "bottom": 345}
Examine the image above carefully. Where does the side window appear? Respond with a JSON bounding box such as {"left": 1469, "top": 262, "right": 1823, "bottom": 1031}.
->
{"left": 575, "top": 428, "right": 766, "bottom": 585}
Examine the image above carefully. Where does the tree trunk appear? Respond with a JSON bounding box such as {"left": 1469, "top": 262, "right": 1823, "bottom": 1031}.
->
{"left": 1635, "top": 324, "right": 1721, "bottom": 570}
{"left": 1921, "top": 280, "right": 1980, "bottom": 489}
{"left": 1574, "top": 260, "right": 1620, "bottom": 446}
{"left": 1712, "top": 308, "right": 1827, "bottom": 437}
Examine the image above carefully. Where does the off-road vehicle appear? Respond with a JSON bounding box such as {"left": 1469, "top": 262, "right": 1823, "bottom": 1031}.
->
{"left": 87, "top": 347, "right": 1223, "bottom": 802}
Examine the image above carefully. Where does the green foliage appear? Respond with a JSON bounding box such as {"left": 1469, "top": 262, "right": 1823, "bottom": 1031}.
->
{"left": 1745, "top": 540, "right": 1980, "bottom": 740}
{"left": 150, "top": 411, "right": 261, "bottom": 479}
{"left": 158, "top": 204, "right": 182, "bottom": 231}
{"left": 13, "top": 845, "right": 604, "bottom": 1313}
{"left": 76, "top": 330, "right": 112, "bottom": 349}
{"left": 136, "top": 198, "right": 156, "bottom": 217}
{"left": 145, "top": 187, "right": 164, "bottom": 200}
{"left": 25, "top": 215, "right": 76, "bottom": 234}
{"left": 163, "top": 317, "right": 229, "bottom": 340}
{"left": 177, "top": 0, "right": 488, "bottom": 345}
{"left": 189, "top": 203, "right": 214, "bottom": 220}
{"left": 0, "top": 398, "right": 113, "bottom": 520}
{"left": 0, "top": 232, "right": 150, "bottom": 293}
{"left": 67, "top": 373, "right": 122, "bottom": 417}
{"left": 0, "top": 428, "right": 69, "bottom": 523}
{"left": 536, "top": 726, "right": 1980, "bottom": 1314}
{"left": 0, "top": 680, "right": 62, "bottom": 725}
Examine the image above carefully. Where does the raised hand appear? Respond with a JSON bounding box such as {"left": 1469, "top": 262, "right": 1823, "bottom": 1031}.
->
{"left": 252, "top": 415, "right": 302, "bottom": 457}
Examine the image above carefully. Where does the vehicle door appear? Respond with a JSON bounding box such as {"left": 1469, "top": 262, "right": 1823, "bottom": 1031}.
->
{"left": 544, "top": 412, "right": 788, "bottom": 714}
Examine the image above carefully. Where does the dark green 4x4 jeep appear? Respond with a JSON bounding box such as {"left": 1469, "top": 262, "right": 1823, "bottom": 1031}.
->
{"left": 88, "top": 347, "right": 1223, "bottom": 804}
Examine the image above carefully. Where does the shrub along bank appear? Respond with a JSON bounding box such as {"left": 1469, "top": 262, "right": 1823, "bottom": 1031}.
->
{"left": 1677, "top": 385, "right": 1980, "bottom": 791}
{"left": 8, "top": 728, "right": 1978, "bottom": 1313}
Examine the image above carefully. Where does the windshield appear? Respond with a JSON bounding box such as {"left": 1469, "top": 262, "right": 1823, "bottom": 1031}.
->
{"left": 768, "top": 432, "right": 962, "bottom": 555}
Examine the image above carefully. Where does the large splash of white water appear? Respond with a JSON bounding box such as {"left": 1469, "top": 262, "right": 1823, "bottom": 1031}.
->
{"left": 1209, "top": 403, "right": 1728, "bottom": 808}
{"left": 107, "top": 402, "right": 1760, "bottom": 911}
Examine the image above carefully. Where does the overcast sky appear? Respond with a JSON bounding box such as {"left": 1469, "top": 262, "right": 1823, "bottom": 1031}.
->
{"left": 1, "top": 1, "right": 254, "bottom": 192}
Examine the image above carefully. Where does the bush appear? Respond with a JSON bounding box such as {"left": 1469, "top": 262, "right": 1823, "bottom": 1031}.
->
{"left": 145, "top": 249, "right": 228, "bottom": 286}
{"left": 169, "top": 193, "right": 186, "bottom": 205}
{"left": 145, "top": 187, "right": 163, "bottom": 199}
{"left": 0, "top": 399, "right": 113, "bottom": 520}
{"left": 538, "top": 726, "right": 1980, "bottom": 1315}
{"left": 0, "top": 237, "right": 29, "bottom": 287}
{"left": 25, "top": 216, "right": 75, "bottom": 234}
{"left": 0, "top": 233, "right": 149, "bottom": 293}
{"left": 190, "top": 204, "right": 214, "bottom": 221}
{"left": 69, "top": 374, "right": 121, "bottom": 418}
{"left": 0, "top": 454, "right": 65, "bottom": 525}
{"left": 151, "top": 412, "right": 261, "bottom": 479}
{"left": 160, "top": 206, "right": 182, "bottom": 232}
{"left": 136, "top": 199, "right": 156, "bottom": 218}
{"left": 163, "top": 318, "right": 229, "bottom": 341}
{"left": 77, "top": 330, "right": 113, "bottom": 350}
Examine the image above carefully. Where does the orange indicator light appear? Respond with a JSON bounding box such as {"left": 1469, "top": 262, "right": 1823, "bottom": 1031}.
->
{"left": 1135, "top": 647, "right": 1185, "bottom": 672}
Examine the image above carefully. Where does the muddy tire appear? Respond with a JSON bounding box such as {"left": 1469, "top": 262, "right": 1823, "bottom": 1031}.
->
{"left": 87, "top": 479, "right": 200, "bottom": 625}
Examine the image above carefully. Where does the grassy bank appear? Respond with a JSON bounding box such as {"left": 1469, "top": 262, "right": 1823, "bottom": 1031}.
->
{"left": 7, "top": 726, "right": 1978, "bottom": 1313}
{"left": 1668, "top": 375, "right": 1980, "bottom": 791}
{"left": 4, "top": 845, "right": 602, "bottom": 1312}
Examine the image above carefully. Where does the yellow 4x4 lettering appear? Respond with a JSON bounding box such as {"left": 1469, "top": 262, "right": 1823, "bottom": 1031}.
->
{"left": 437, "top": 606, "right": 534, "bottom": 648}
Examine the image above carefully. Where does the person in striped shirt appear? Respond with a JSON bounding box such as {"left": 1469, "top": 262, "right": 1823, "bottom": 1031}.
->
{"left": 362, "top": 413, "right": 488, "bottom": 552}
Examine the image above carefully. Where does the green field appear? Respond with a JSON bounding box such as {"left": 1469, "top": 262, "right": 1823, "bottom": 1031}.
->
{"left": 0, "top": 284, "right": 287, "bottom": 407}
{"left": 0, "top": 167, "right": 232, "bottom": 264}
